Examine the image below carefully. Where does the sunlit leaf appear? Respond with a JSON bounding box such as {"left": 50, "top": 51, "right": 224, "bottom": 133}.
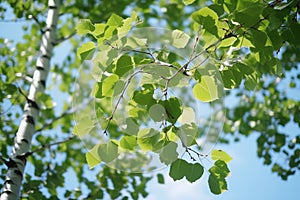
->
{"left": 102, "top": 74, "right": 119, "bottom": 97}
{"left": 183, "top": 0, "right": 196, "bottom": 5}
{"left": 193, "top": 76, "right": 219, "bottom": 102}
{"left": 77, "top": 19, "right": 95, "bottom": 35}
{"left": 77, "top": 42, "right": 95, "bottom": 60}
{"left": 107, "top": 13, "right": 123, "bottom": 26}
{"left": 98, "top": 141, "right": 119, "bottom": 163}
{"left": 137, "top": 128, "right": 160, "bottom": 151}
{"left": 178, "top": 107, "right": 196, "bottom": 124}
{"left": 86, "top": 144, "right": 101, "bottom": 169}
{"left": 211, "top": 149, "right": 232, "bottom": 163}
{"left": 192, "top": 7, "right": 219, "bottom": 37}
{"left": 120, "top": 136, "right": 137, "bottom": 151}
{"left": 171, "top": 29, "right": 190, "bottom": 48}
{"left": 73, "top": 118, "right": 94, "bottom": 137}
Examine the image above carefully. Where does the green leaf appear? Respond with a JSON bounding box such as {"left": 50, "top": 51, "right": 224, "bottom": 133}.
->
{"left": 149, "top": 104, "right": 166, "bottom": 122}
{"left": 208, "top": 174, "right": 226, "bottom": 195}
{"left": 102, "top": 74, "right": 119, "bottom": 97}
{"left": 249, "top": 29, "right": 267, "bottom": 50}
{"left": 137, "top": 128, "right": 160, "bottom": 151}
{"left": 208, "top": 160, "right": 230, "bottom": 194}
{"left": 160, "top": 97, "right": 182, "bottom": 124}
{"left": 91, "top": 82, "right": 103, "bottom": 99}
{"left": 118, "top": 11, "right": 138, "bottom": 35}
{"left": 171, "top": 29, "right": 190, "bottom": 48}
{"left": 223, "top": 0, "right": 237, "bottom": 13}
{"left": 193, "top": 76, "right": 219, "bottom": 102}
{"left": 107, "top": 13, "right": 124, "bottom": 26}
{"left": 267, "top": 29, "right": 283, "bottom": 50}
{"left": 120, "top": 136, "right": 137, "bottom": 151}
{"left": 219, "top": 37, "right": 237, "bottom": 47}
{"left": 86, "top": 145, "right": 101, "bottom": 169}
{"left": 221, "top": 68, "right": 243, "bottom": 89}
{"left": 159, "top": 142, "right": 178, "bottom": 165}
{"left": 192, "top": 7, "right": 219, "bottom": 37}
{"left": 169, "top": 159, "right": 189, "bottom": 181}
{"left": 157, "top": 173, "right": 165, "bottom": 184}
{"left": 185, "top": 163, "right": 204, "bottom": 183}
{"left": 92, "top": 23, "right": 107, "bottom": 37}
{"left": 281, "top": 23, "right": 300, "bottom": 47}
{"left": 115, "top": 55, "right": 134, "bottom": 77}
{"left": 73, "top": 118, "right": 94, "bottom": 137}
{"left": 275, "top": 133, "right": 286, "bottom": 150}
{"left": 183, "top": 0, "right": 196, "bottom": 5}
{"left": 77, "top": 42, "right": 95, "bottom": 60}
{"left": 113, "top": 80, "right": 125, "bottom": 97}
{"left": 98, "top": 141, "right": 119, "bottom": 163}
{"left": 233, "top": 1, "right": 264, "bottom": 28}
{"left": 209, "top": 160, "right": 230, "bottom": 178}
{"left": 211, "top": 149, "right": 232, "bottom": 163}
{"left": 76, "top": 19, "right": 95, "bottom": 35}
{"left": 38, "top": 93, "right": 54, "bottom": 109}
{"left": 124, "top": 118, "right": 139, "bottom": 136}
{"left": 178, "top": 123, "right": 198, "bottom": 146}
{"left": 132, "top": 85, "right": 155, "bottom": 107}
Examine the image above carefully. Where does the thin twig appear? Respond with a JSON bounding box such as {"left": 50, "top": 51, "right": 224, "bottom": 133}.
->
{"left": 188, "top": 38, "right": 222, "bottom": 65}
{"left": 54, "top": 31, "right": 76, "bottom": 45}
{"left": 103, "top": 70, "right": 143, "bottom": 135}
{"left": 0, "top": 97, "right": 18, "bottom": 115}
{"left": 30, "top": 15, "right": 42, "bottom": 27}
{"left": 187, "top": 147, "right": 207, "bottom": 158}
{"left": 0, "top": 155, "right": 9, "bottom": 165}
{"left": 18, "top": 87, "right": 29, "bottom": 101}
{"left": 189, "top": 32, "right": 201, "bottom": 61}
{"left": 0, "top": 19, "right": 28, "bottom": 22}
{"left": 35, "top": 107, "right": 73, "bottom": 132}
{"left": 187, "top": 55, "right": 210, "bottom": 71}
{"left": 22, "top": 135, "right": 76, "bottom": 157}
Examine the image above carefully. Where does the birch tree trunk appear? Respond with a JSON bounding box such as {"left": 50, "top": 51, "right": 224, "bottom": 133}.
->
{"left": 0, "top": 1, "right": 60, "bottom": 199}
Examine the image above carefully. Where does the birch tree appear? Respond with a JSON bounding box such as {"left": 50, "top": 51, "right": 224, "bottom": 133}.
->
{"left": 0, "top": 1, "right": 60, "bottom": 199}
{"left": 1, "top": 0, "right": 156, "bottom": 199}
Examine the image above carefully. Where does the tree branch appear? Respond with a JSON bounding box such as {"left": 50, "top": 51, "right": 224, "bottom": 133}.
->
{"left": 35, "top": 107, "right": 73, "bottom": 133}
{"left": 22, "top": 135, "right": 76, "bottom": 157}
{"left": 0, "top": 155, "right": 9, "bottom": 166}
{"left": 103, "top": 70, "right": 143, "bottom": 135}
{"left": 0, "top": 1, "right": 60, "bottom": 198}
{"left": 53, "top": 31, "right": 76, "bottom": 46}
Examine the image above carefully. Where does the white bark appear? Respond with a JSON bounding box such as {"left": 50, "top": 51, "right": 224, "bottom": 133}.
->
{"left": 0, "top": 1, "right": 60, "bottom": 199}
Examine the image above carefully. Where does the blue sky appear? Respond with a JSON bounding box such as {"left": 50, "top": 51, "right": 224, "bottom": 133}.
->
{"left": 1, "top": 14, "right": 300, "bottom": 200}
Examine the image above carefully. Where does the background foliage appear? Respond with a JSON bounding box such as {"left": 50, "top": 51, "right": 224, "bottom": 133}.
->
{"left": 0, "top": 0, "right": 300, "bottom": 199}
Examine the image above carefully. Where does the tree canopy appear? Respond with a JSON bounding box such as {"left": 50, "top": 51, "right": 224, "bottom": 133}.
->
{"left": 0, "top": 0, "right": 300, "bottom": 199}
